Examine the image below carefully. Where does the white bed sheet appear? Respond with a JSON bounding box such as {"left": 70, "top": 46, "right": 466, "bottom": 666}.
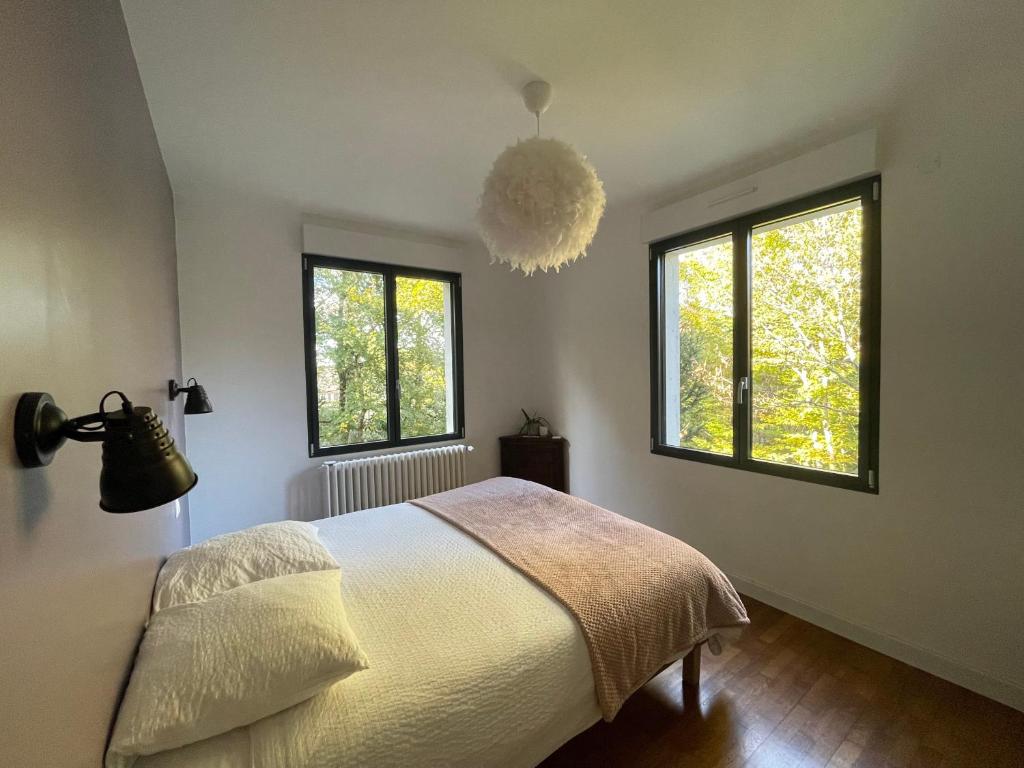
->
{"left": 136, "top": 502, "right": 602, "bottom": 768}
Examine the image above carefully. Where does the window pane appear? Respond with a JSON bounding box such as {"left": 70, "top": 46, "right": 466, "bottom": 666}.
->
{"left": 313, "top": 267, "right": 388, "bottom": 447}
{"left": 750, "top": 200, "right": 862, "bottom": 474}
{"left": 664, "top": 236, "right": 733, "bottom": 454}
{"left": 396, "top": 276, "right": 454, "bottom": 439}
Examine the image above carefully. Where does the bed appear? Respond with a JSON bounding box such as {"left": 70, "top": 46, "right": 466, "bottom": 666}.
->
{"left": 117, "top": 479, "right": 747, "bottom": 768}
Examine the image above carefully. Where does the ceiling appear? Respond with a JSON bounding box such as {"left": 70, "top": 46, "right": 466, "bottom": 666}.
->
{"left": 121, "top": 0, "right": 981, "bottom": 238}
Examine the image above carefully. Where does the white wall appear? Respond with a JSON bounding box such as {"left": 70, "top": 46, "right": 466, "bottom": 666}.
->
{"left": 170, "top": 4, "right": 1023, "bottom": 712}
{"left": 175, "top": 192, "right": 545, "bottom": 541}
{"left": 0, "top": 2, "right": 188, "bottom": 764}
{"left": 533, "top": 49, "right": 1024, "bottom": 709}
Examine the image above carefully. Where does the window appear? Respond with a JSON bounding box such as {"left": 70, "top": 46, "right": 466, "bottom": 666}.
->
{"left": 650, "top": 178, "right": 880, "bottom": 492}
{"left": 302, "top": 255, "right": 464, "bottom": 456}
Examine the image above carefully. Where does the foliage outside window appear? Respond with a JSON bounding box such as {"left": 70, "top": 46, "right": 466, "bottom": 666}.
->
{"left": 303, "top": 255, "right": 463, "bottom": 456}
{"left": 650, "top": 178, "right": 881, "bottom": 492}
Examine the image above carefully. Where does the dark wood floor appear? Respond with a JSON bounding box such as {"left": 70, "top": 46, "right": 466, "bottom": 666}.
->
{"left": 541, "top": 596, "right": 1024, "bottom": 768}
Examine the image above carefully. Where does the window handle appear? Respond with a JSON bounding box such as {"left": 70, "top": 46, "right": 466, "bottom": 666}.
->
{"left": 736, "top": 376, "right": 749, "bottom": 405}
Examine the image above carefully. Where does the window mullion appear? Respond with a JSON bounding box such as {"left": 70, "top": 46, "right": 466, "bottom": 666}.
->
{"left": 450, "top": 276, "right": 466, "bottom": 438}
{"left": 733, "top": 227, "right": 751, "bottom": 465}
{"left": 862, "top": 185, "right": 882, "bottom": 490}
{"left": 384, "top": 270, "right": 401, "bottom": 444}
{"left": 649, "top": 252, "right": 664, "bottom": 449}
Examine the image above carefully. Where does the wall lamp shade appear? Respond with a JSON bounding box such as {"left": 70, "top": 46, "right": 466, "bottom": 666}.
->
{"left": 14, "top": 392, "right": 198, "bottom": 513}
{"left": 168, "top": 378, "right": 213, "bottom": 414}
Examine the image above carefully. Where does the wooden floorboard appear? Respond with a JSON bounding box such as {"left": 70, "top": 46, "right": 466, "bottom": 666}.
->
{"left": 540, "top": 596, "right": 1024, "bottom": 768}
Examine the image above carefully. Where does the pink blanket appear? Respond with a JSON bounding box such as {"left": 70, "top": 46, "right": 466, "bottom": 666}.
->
{"left": 412, "top": 477, "right": 748, "bottom": 720}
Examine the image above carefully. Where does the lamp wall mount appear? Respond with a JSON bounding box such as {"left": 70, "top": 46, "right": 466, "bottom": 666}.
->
{"left": 168, "top": 378, "right": 190, "bottom": 401}
{"left": 15, "top": 392, "right": 110, "bottom": 467}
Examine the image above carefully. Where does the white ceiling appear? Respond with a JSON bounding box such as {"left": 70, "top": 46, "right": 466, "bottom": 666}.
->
{"left": 122, "top": 0, "right": 983, "bottom": 238}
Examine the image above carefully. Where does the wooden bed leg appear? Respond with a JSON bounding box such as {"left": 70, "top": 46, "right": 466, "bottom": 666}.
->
{"left": 682, "top": 644, "right": 701, "bottom": 688}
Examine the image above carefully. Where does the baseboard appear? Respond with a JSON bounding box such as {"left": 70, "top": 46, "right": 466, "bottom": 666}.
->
{"left": 727, "top": 574, "right": 1024, "bottom": 713}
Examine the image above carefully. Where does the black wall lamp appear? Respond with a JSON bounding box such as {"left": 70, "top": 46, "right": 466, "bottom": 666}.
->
{"left": 168, "top": 378, "right": 213, "bottom": 414}
{"left": 13, "top": 391, "right": 198, "bottom": 513}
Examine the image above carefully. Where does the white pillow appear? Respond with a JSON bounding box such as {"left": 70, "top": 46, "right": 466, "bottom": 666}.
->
{"left": 152, "top": 520, "right": 338, "bottom": 612}
{"left": 107, "top": 569, "right": 368, "bottom": 766}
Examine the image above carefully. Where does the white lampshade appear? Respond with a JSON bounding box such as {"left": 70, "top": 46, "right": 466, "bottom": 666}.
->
{"left": 477, "top": 136, "right": 605, "bottom": 275}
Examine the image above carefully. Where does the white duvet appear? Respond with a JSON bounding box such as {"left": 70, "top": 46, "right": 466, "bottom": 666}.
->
{"left": 136, "top": 503, "right": 602, "bottom": 768}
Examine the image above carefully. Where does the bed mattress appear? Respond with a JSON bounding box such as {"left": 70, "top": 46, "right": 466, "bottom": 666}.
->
{"left": 136, "top": 502, "right": 603, "bottom": 768}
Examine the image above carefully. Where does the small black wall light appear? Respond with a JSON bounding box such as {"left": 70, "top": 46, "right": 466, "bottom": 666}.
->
{"left": 14, "top": 391, "right": 198, "bottom": 513}
{"left": 168, "top": 378, "right": 213, "bottom": 415}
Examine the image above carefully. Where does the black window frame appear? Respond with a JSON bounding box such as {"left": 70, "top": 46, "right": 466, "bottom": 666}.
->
{"left": 302, "top": 253, "right": 465, "bottom": 458}
{"left": 649, "top": 177, "right": 881, "bottom": 493}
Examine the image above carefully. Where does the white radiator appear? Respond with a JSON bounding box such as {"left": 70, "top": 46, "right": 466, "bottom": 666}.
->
{"left": 321, "top": 444, "right": 474, "bottom": 516}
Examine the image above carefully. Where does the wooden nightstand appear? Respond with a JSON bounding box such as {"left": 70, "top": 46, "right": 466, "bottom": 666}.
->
{"left": 499, "top": 435, "right": 568, "bottom": 492}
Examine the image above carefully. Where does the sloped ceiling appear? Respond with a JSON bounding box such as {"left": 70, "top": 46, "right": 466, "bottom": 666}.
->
{"left": 121, "top": 0, "right": 996, "bottom": 238}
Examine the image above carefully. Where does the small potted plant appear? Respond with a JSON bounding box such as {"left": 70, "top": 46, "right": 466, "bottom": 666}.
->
{"left": 519, "top": 409, "right": 550, "bottom": 437}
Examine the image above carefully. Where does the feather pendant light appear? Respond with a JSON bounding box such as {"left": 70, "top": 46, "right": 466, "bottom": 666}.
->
{"left": 477, "top": 81, "right": 605, "bottom": 275}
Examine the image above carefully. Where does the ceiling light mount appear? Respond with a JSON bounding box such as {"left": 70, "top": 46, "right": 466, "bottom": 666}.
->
{"left": 522, "top": 80, "right": 553, "bottom": 130}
